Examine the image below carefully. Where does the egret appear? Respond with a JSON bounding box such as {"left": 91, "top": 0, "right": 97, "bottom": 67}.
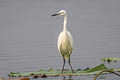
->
{"left": 52, "top": 10, "right": 74, "bottom": 73}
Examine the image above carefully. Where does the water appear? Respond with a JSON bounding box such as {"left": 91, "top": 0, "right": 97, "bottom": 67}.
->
{"left": 0, "top": 0, "right": 120, "bottom": 80}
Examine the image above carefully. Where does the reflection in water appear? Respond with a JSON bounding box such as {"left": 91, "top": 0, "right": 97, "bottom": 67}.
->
{"left": 63, "top": 76, "right": 72, "bottom": 80}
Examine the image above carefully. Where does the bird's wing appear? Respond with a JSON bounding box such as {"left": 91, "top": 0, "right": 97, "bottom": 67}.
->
{"left": 67, "top": 31, "right": 74, "bottom": 49}
{"left": 57, "top": 31, "right": 74, "bottom": 55}
{"left": 57, "top": 32, "right": 63, "bottom": 53}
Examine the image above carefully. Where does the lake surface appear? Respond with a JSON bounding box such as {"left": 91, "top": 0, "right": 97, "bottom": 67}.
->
{"left": 0, "top": 0, "right": 120, "bottom": 80}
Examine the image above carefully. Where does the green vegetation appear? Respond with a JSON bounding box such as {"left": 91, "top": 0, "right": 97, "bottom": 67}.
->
{"left": 85, "top": 64, "right": 107, "bottom": 72}
{"left": 9, "top": 64, "right": 110, "bottom": 77}
{"left": 7, "top": 57, "right": 120, "bottom": 79}
{"left": 101, "top": 57, "right": 120, "bottom": 62}
{"left": 93, "top": 70, "right": 120, "bottom": 80}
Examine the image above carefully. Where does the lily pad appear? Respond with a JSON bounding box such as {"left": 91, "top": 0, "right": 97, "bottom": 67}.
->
{"left": 101, "top": 57, "right": 120, "bottom": 62}
{"left": 85, "top": 64, "right": 107, "bottom": 72}
{"left": 8, "top": 64, "right": 111, "bottom": 77}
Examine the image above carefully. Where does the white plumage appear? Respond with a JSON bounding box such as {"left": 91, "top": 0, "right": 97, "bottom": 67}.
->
{"left": 57, "top": 31, "right": 73, "bottom": 59}
{"left": 52, "top": 10, "right": 74, "bottom": 73}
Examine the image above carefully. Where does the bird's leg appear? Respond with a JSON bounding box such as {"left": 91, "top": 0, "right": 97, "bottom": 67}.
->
{"left": 68, "top": 56, "right": 74, "bottom": 73}
{"left": 62, "top": 55, "right": 65, "bottom": 74}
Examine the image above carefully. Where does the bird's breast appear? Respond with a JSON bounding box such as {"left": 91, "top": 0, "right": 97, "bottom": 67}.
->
{"left": 60, "top": 35, "right": 72, "bottom": 51}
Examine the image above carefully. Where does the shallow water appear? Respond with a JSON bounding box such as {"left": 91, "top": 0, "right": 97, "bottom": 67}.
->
{"left": 33, "top": 74, "right": 120, "bottom": 80}
{"left": 0, "top": 0, "right": 120, "bottom": 80}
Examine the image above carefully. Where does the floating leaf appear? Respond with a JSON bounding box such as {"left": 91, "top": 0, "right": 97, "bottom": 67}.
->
{"left": 48, "top": 68, "right": 55, "bottom": 72}
{"left": 101, "top": 57, "right": 120, "bottom": 62}
{"left": 85, "top": 64, "right": 107, "bottom": 72}
{"left": 8, "top": 64, "right": 120, "bottom": 77}
{"left": 9, "top": 64, "right": 110, "bottom": 77}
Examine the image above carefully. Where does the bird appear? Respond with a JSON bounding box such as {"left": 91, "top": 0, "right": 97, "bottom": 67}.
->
{"left": 51, "top": 10, "right": 74, "bottom": 73}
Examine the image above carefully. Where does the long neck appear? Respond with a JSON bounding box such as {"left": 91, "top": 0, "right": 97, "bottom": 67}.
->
{"left": 63, "top": 15, "right": 67, "bottom": 32}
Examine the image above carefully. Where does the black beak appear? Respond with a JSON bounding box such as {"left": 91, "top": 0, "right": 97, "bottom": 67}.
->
{"left": 51, "top": 14, "right": 59, "bottom": 16}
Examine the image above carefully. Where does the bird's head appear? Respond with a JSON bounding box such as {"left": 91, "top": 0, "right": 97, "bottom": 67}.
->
{"left": 51, "top": 10, "right": 66, "bottom": 16}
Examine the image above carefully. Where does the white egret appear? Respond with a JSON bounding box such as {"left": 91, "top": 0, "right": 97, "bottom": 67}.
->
{"left": 52, "top": 10, "right": 74, "bottom": 73}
